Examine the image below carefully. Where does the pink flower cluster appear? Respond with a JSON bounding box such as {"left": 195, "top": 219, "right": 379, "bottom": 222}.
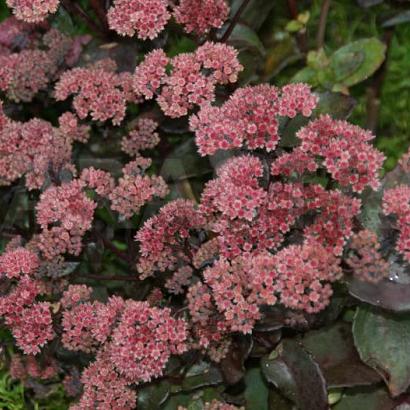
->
{"left": 346, "top": 229, "right": 389, "bottom": 283}
{"left": 109, "top": 158, "right": 168, "bottom": 218}
{"left": 80, "top": 167, "right": 115, "bottom": 198}
{"left": 0, "top": 248, "right": 54, "bottom": 354}
{"left": 0, "top": 28, "right": 73, "bottom": 102}
{"left": 121, "top": 118, "right": 160, "bottom": 156}
{"left": 191, "top": 83, "right": 317, "bottom": 156}
{"left": 0, "top": 113, "right": 75, "bottom": 190}
{"left": 0, "top": 17, "right": 37, "bottom": 52}
{"left": 107, "top": 0, "right": 170, "bottom": 39}
{"left": 173, "top": 0, "right": 230, "bottom": 35}
{"left": 70, "top": 349, "right": 137, "bottom": 410}
{"left": 200, "top": 156, "right": 306, "bottom": 258}
{"left": 303, "top": 184, "right": 361, "bottom": 255}
{"left": 165, "top": 265, "right": 193, "bottom": 294}
{"left": 188, "top": 239, "right": 341, "bottom": 346}
{"left": 190, "top": 84, "right": 317, "bottom": 155}
{"left": 136, "top": 199, "right": 206, "bottom": 278}
{"left": 271, "top": 241, "right": 342, "bottom": 313}
{"left": 383, "top": 185, "right": 410, "bottom": 263}
{"left": 55, "top": 61, "right": 135, "bottom": 125}
{"left": 0, "top": 247, "right": 39, "bottom": 279}
{"left": 61, "top": 293, "right": 188, "bottom": 408}
{"left": 36, "top": 180, "right": 96, "bottom": 259}
{"left": 273, "top": 114, "right": 385, "bottom": 193}
{"left": 10, "top": 354, "right": 58, "bottom": 381}
{"left": 134, "top": 42, "right": 242, "bottom": 117}
{"left": 6, "top": 0, "right": 59, "bottom": 23}
{"left": 110, "top": 300, "right": 187, "bottom": 382}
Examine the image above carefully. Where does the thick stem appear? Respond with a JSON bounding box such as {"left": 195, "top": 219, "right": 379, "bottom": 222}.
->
{"left": 365, "top": 29, "right": 394, "bottom": 132}
{"left": 316, "top": 0, "right": 331, "bottom": 49}
{"left": 220, "top": 0, "right": 251, "bottom": 43}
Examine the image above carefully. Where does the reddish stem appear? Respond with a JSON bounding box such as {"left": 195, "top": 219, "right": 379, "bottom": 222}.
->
{"left": 90, "top": 0, "right": 109, "bottom": 30}
{"left": 220, "top": 0, "right": 251, "bottom": 43}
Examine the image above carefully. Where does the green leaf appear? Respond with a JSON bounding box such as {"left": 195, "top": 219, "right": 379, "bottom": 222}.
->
{"left": 314, "top": 91, "right": 356, "bottom": 119}
{"left": 291, "top": 67, "right": 319, "bottom": 86}
{"left": 332, "top": 386, "right": 395, "bottom": 410}
{"left": 348, "top": 275, "right": 410, "bottom": 312}
{"left": 138, "top": 381, "right": 171, "bottom": 410}
{"left": 229, "top": 24, "right": 266, "bottom": 56}
{"left": 302, "top": 322, "right": 380, "bottom": 388}
{"left": 219, "top": 335, "right": 253, "bottom": 385}
{"left": 230, "top": 0, "right": 275, "bottom": 31}
{"left": 261, "top": 340, "right": 328, "bottom": 410}
{"left": 244, "top": 368, "right": 269, "bottom": 410}
{"left": 181, "top": 362, "right": 223, "bottom": 392}
{"left": 382, "top": 11, "right": 410, "bottom": 28}
{"left": 329, "top": 38, "right": 386, "bottom": 87}
{"left": 353, "top": 305, "right": 410, "bottom": 396}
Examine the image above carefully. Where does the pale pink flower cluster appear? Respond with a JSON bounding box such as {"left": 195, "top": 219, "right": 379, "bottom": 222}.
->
{"left": 107, "top": 0, "right": 170, "bottom": 39}
{"left": 6, "top": 0, "right": 59, "bottom": 23}
{"left": 272, "top": 241, "right": 342, "bottom": 313}
{"left": 174, "top": 0, "right": 229, "bottom": 35}
{"left": 136, "top": 199, "right": 206, "bottom": 278}
{"left": 55, "top": 63, "right": 135, "bottom": 125}
{"left": 191, "top": 84, "right": 317, "bottom": 156}
{"left": 80, "top": 167, "right": 115, "bottom": 198}
{"left": 70, "top": 349, "right": 136, "bottom": 410}
{"left": 188, "top": 239, "right": 341, "bottom": 341}
{"left": 110, "top": 300, "right": 188, "bottom": 382}
{"left": 58, "top": 112, "right": 90, "bottom": 144}
{"left": 0, "top": 247, "right": 39, "bottom": 279}
{"left": 399, "top": 146, "right": 410, "bottom": 173}
{"left": 347, "top": 229, "right": 389, "bottom": 283}
{"left": 36, "top": 180, "right": 96, "bottom": 259}
{"left": 10, "top": 302, "right": 54, "bottom": 355}
{"left": 109, "top": 159, "right": 168, "bottom": 218}
{"left": 193, "top": 237, "right": 220, "bottom": 269}
{"left": 165, "top": 265, "right": 193, "bottom": 294}
{"left": 121, "top": 118, "right": 160, "bottom": 156}
{"left": 383, "top": 185, "right": 410, "bottom": 263}
{"left": 10, "top": 354, "right": 58, "bottom": 381}
{"left": 61, "top": 296, "right": 188, "bottom": 408}
{"left": 200, "top": 156, "right": 305, "bottom": 258}
{"left": 0, "top": 253, "right": 54, "bottom": 355}
{"left": 279, "top": 114, "right": 386, "bottom": 193}
{"left": 62, "top": 296, "right": 124, "bottom": 353}
{"left": 134, "top": 42, "right": 242, "bottom": 117}
{"left": 62, "top": 302, "right": 100, "bottom": 353}
{"left": 0, "top": 114, "right": 78, "bottom": 190}
{"left": 0, "top": 28, "right": 73, "bottom": 102}
{"left": 303, "top": 184, "right": 361, "bottom": 255}
{"left": 61, "top": 284, "right": 93, "bottom": 309}
{"left": 202, "top": 257, "right": 266, "bottom": 333}
{"left": 0, "top": 17, "right": 37, "bottom": 51}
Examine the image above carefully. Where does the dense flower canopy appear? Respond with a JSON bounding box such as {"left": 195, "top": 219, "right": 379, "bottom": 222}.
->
{"left": 0, "top": 1, "right": 407, "bottom": 409}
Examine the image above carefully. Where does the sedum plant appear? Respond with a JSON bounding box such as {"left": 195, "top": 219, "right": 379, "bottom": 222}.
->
{"left": 0, "top": 0, "right": 409, "bottom": 409}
